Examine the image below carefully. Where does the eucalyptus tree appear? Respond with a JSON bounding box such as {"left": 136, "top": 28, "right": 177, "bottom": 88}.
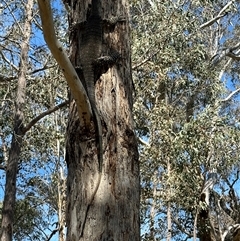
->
{"left": 131, "top": 0, "right": 240, "bottom": 240}
{"left": 0, "top": 0, "right": 68, "bottom": 240}
{"left": 38, "top": 0, "right": 140, "bottom": 240}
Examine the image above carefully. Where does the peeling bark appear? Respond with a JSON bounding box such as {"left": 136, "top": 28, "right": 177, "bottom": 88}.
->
{"left": 64, "top": 0, "right": 140, "bottom": 240}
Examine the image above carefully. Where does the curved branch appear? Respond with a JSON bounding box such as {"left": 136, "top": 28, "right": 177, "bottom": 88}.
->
{"left": 200, "top": 14, "right": 226, "bottom": 29}
{"left": 221, "top": 88, "right": 240, "bottom": 102}
{"left": 137, "top": 137, "right": 150, "bottom": 147}
{"left": 211, "top": 44, "right": 240, "bottom": 65}
{"left": 30, "top": 64, "right": 56, "bottom": 75}
{"left": 132, "top": 50, "right": 160, "bottom": 70}
{"left": 200, "top": 1, "right": 233, "bottom": 29}
{"left": 23, "top": 100, "right": 69, "bottom": 133}
{"left": 46, "top": 228, "right": 58, "bottom": 241}
{"left": 37, "top": 0, "right": 91, "bottom": 124}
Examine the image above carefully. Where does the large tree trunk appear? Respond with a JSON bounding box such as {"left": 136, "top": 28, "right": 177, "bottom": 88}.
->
{"left": 198, "top": 217, "right": 212, "bottom": 241}
{"left": 0, "top": 1, "right": 33, "bottom": 240}
{"left": 198, "top": 192, "right": 216, "bottom": 241}
{"left": 65, "top": 0, "right": 140, "bottom": 240}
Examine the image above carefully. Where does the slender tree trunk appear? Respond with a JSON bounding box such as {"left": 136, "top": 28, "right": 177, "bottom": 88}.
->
{"left": 166, "top": 159, "right": 172, "bottom": 241}
{"left": 57, "top": 166, "right": 66, "bottom": 241}
{"left": 56, "top": 140, "right": 66, "bottom": 241}
{"left": 166, "top": 202, "right": 172, "bottom": 241}
{"left": 149, "top": 172, "right": 157, "bottom": 241}
{"left": 64, "top": 0, "right": 140, "bottom": 240}
{"left": 54, "top": 112, "right": 66, "bottom": 241}
{"left": 0, "top": 1, "right": 33, "bottom": 240}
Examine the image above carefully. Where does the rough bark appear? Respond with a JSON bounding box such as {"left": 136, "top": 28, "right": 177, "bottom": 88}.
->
{"left": 0, "top": 1, "right": 33, "bottom": 240}
{"left": 198, "top": 217, "right": 213, "bottom": 241}
{"left": 198, "top": 192, "right": 216, "bottom": 241}
{"left": 65, "top": 0, "right": 140, "bottom": 240}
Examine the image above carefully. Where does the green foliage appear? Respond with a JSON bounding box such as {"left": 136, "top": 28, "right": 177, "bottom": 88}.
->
{"left": 0, "top": 0, "right": 68, "bottom": 239}
{"left": 131, "top": 0, "right": 240, "bottom": 240}
{"left": 13, "top": 199, "right": 45, "bottom": 241}
{"left": 1, "top": 0, "right": 240, "bottom": 240}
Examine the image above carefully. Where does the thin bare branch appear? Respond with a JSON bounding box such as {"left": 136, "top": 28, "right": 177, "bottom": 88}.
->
{"left": 0, "top": 50, "right": 19, "bottom": 70}
{"left": 137, "top": 137, "right": 150, "bottom": 147}
{"left": 2, "top": 0, "right": 24, "bottom": 35}
{"left": 218, "top": 58, "right": 232, "bottom": 80}
{"left": 200, "top": 1, "right": 233, "bottom": 29}
{"left": 211, "top": 47, "right": 240, "bottom": 65}
{"left": 132, "top": 50, "right": 160, "bottom": 70}
{"left": 30, "top": 64, "right": 56, "bottom": 75}
{"left": 23, "top": 100, "right": 69, "bottom": 133}
{"left": 200, "top": 14, "right": 226, "bottom": 29}
{"left": 221, "top": 88, "right": 240, "bottom": 102}
{"left": 46, "top": 228, "right": 58, "bottom": 241}
{"left": 219, "top": 1, "right": 234, "bottom": 15}
{"left": 226, "top": 51, "right": 240, "bottom": 60}
{"left": 172, "top": 215, "right": 193, "bottom": 238}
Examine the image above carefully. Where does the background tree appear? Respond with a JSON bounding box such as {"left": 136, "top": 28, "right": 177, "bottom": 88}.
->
{"left": 131, "top": 0, "right": 240, "bottom": 240}
{"left": 1, "top": 0, "right": 240, "bottom": 240}
{"left": 0, "top": 0, "right": 68, "bottom": 240}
